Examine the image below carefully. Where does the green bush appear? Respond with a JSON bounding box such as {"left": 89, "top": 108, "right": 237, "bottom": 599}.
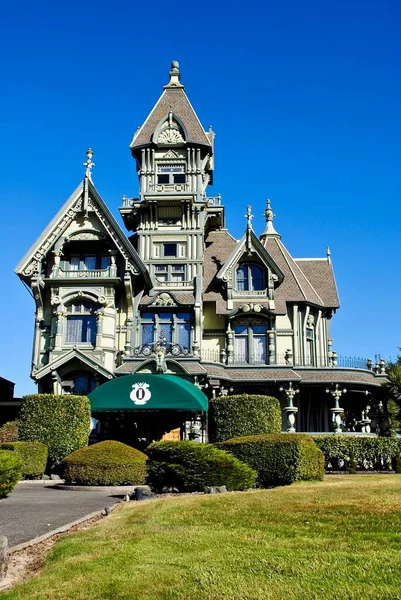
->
{"left": 146, "top": 441, "right": 257, "bottom": 493}
{"left": 209, "top": 394, "right": 282, "bottom": 443}
{"left": 218, "top": 434, "right": 324, "bottom": 487}
{"left": 313, "top": 436, "right": 401, "bottom": 472}
{"left": 19, "top": 394, "right": 91, "bottom": 467}
{"left": 63, "top": 441, "right": 148, "bottom": 486}
{"left": 0, "top": 450, "right": 23, "bottom": 498}
{"left": 0, "top": 442, "right": 48, "bottom": 479}
{"left": 0, "top": 420, "right": 19, "bottom": 443}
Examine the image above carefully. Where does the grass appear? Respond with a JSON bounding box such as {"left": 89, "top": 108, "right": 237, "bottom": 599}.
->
{"left": 3, "top": 475, "right": 401, "bottom": 600}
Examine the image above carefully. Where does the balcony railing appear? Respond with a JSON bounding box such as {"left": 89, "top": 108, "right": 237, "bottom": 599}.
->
{"left": 154, "top": 279, "right": 193, "bottom": 288}
{"left": 148, "top": 183, "right": 191, "bottom": 193}
{"left": 50, "top": 266, "right": 117, "bottom": 279}
{"left": 200, "top": 349, "right": 377, "bottom": 370}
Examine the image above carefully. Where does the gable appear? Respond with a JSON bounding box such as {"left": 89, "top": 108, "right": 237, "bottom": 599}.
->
{"left": 15, "top": 178, "right": 151, "bottom": 287}
{"left": 216, "top": 230, "right": 284, "bottom": 283}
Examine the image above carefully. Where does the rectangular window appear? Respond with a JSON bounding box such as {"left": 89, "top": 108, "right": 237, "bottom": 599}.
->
{"left": 66, "top": 316, "right": 96, "bottom": 344}
{"left": 100, "top": 256, "right": 111, "bottom": 269}
{"left": 173, "top": 174, "right": 186, "bottom": 184}
{"left": 69, "top": 256, "right": 80, "bottom": 271}
{"left": 163, "top": 244, "right": 177, "bottom": 257}
{"left": 157, "top": 174, "right": 169, "bottom": 184}
{"left": 84, "top": 256, "right": 96, "bottom": 270}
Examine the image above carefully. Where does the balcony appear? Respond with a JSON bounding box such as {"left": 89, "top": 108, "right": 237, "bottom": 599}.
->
{"left": 49, "top": 265, "right": 118, "bottom": 280}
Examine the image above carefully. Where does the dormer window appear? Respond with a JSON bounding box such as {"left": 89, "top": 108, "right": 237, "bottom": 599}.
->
{"left": 236, "top": 264, "right": 264, "bottom": 292}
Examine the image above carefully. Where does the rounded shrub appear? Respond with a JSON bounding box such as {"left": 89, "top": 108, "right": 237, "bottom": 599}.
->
{"left": 0, "top": 442, "right": 48, "bottom": 479}
{"left": 0, "top": 420, "right": 19, "bottom": 443}
{"left": 208, "top": 394, "right": 281, "bottom": 443}
{"left": 146, "top": 441, "right": 257, "bottom": 493}
{"left": 19, "top": 394, "right": 91, "bottom": 467}
{"left": 63, "top": 441, "right": 148, "bottom": 486}
{"left": 0, "top": 450, "right": 23, "bottom": 498}
{"left": 218, "top": 434, "right": 324, "bottom": 487}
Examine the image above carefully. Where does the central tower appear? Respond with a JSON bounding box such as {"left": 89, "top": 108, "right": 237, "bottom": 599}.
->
{"left": 120, "top": 61, "right": 224, "bottom": 358}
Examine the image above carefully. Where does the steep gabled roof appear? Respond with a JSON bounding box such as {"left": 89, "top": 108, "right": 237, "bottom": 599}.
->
{"left": 216, "top": 229, "right": 284, "bottom": 282}
{"left": 131, "top": 64, "right": 212, "bottom": 149}
{"left": 203, "top": 229, "right": 237, "bottom": 314}
{"left": 294, "top": 259, "right": 340, "bottom": 308}
{"left": 15, "top": 178, "right": 151, "bottom": 288}
{"left": 263, "top": 236, "right": 335, "bottom": 313}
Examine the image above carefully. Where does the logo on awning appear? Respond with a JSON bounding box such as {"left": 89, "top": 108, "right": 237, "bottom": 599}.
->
{"left": 130, "top": 382, "right": 152, "bottom": 406}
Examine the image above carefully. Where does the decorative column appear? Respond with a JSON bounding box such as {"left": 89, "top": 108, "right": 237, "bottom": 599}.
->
{"left": 280, "top": 382, "right": 299, "bottom": 433}
{"left": 326, "top": 384, "right": 347, "bottom": 434}
{"left": 53, "top": 309, "right": 66, "bottom": 351}
{"left": 267, "top": 330, "right": 275, "bottom": 365}
{"left": 95, "top": 311, "right": 104, "bottom": 349}
{"left": 226, "top": 324, "right": 234, "bottom": 364}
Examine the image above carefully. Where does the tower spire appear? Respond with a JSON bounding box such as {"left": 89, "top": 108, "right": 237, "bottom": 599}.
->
{"left": 260, "top": 198, "right": 280, "bottom": 240}
{"left": 164, "top": 60, "right": 184, "bottom": 89}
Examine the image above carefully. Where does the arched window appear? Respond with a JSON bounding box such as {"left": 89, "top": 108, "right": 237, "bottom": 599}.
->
{"left": 233, "top": 319, "right": 268, "bottom": 364}
{"left": 65, "top": 301, "right": 97, "bottom": 344}
{"left": 236, "top": 264, "right": 264, "bottom": 292}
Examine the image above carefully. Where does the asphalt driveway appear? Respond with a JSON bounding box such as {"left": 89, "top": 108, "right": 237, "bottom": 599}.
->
{"left": 0, "top": 483, "right": 121, "bottom": 548}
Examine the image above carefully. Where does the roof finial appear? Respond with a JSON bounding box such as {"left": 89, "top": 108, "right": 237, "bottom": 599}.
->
{"left": 245, "top": 205, "right": 254, "bottom": 229}
{"left": 245, "top": 205, "right": 253, "bottom": 255}
{"left": 260, "top": 198, "right": 280, "bottom": 240}
{"left": 164, "top": 60, "right": 184, "bottom": 89}
{"left": 326, "top": 246, "right": 331, "bottom": 264}
{"left": 83, "top": 148, "right": 95, "bottom": 181}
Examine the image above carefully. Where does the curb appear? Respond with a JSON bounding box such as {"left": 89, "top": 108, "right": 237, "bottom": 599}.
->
{"left": 9, "top": 502, "right": 121, "bottom": 554}
{"left": 53, "top": 484, "right": 151, "bottom": 493}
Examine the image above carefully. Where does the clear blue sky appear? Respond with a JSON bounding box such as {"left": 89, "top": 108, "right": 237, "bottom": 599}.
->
{"left": 1, "top": 1, "right": 400, "bottom": 396}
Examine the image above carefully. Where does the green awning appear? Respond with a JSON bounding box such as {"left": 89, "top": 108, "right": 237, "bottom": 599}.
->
{"left": 88, "top": 374, "right": 208, "bottom": 412}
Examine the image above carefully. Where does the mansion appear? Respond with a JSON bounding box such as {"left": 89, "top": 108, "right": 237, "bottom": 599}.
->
{"left": 16, "top": 62, "right": 386, "bottom": 442}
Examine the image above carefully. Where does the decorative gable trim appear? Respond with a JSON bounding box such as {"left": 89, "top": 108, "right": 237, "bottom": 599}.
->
{"left": 216, "top": 230, "right": 284, "bottom": 283}
{"left": 34, "top": 348, "right": 114, "bottom": 380}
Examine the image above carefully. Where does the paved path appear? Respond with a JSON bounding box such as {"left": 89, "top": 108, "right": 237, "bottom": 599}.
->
{"left": 0, "top": 483, "right": 121, "bottom": 548}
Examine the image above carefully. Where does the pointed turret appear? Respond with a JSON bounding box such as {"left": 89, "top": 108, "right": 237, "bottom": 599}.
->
{"left": 260, "top": 199, "right": 280, "bottom": 240}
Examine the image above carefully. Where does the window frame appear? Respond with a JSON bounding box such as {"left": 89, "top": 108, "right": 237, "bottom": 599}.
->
{"left": 233, "top": 319, "right": 269, "bottom": 365}
{"left": 65, "top": 301, "right": 98, "bottom": 346}
{"left": 139, "top": 311, "right": 192, "bottom": 354}
{"left": 235, "top": 263, "right": 265, "bottom": 292}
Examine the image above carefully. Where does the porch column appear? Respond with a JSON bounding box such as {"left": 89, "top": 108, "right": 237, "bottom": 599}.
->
{"left": 326, "top": 384, "right": 347, "bottom": 434}
{"left": 280, "top": 382, "right": 299, "bottom": 433}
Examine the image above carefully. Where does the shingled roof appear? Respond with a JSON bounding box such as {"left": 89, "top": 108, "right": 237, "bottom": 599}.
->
{"left": 294, "top": 259, "right": 340, "bottom": 308}
{"left": 131, "top": 87, "right": 212, "bottom": 149}
{"left": 263, "top": 236, "right": 338, "bottom": 313}
{"left": 203, "top": 229, "right": 237, "bottom": 314}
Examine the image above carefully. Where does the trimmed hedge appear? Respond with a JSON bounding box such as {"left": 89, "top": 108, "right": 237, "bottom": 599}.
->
{"left": 218, "top": 434, "right": 324, "bottom": 487}
{"left": 209, "top": 394, "right": 282, "bottom": 443}
{"left": 0, "top": 450, "right": 23, "bottom": 498}
{"left": 0, "top": 420, "right": 19, "bottom": 443}
{"left": 63, "top": 441, "right": 148, "bottom": 486}
{"left": 146, "top": 441, "right": 257, "bottom": 493}
{"left": 0, "top": 442, "right": 48, "bottom": 479}
{"left": 313, "top": 436, "right": 401, "bottom": 472}
{"left": 19, "top": 394, "right": 91, "bottom": 466}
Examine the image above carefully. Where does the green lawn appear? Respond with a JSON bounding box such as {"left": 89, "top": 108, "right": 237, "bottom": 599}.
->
{"left": 3, "top": 475, "right": 401, "bottom": 600}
